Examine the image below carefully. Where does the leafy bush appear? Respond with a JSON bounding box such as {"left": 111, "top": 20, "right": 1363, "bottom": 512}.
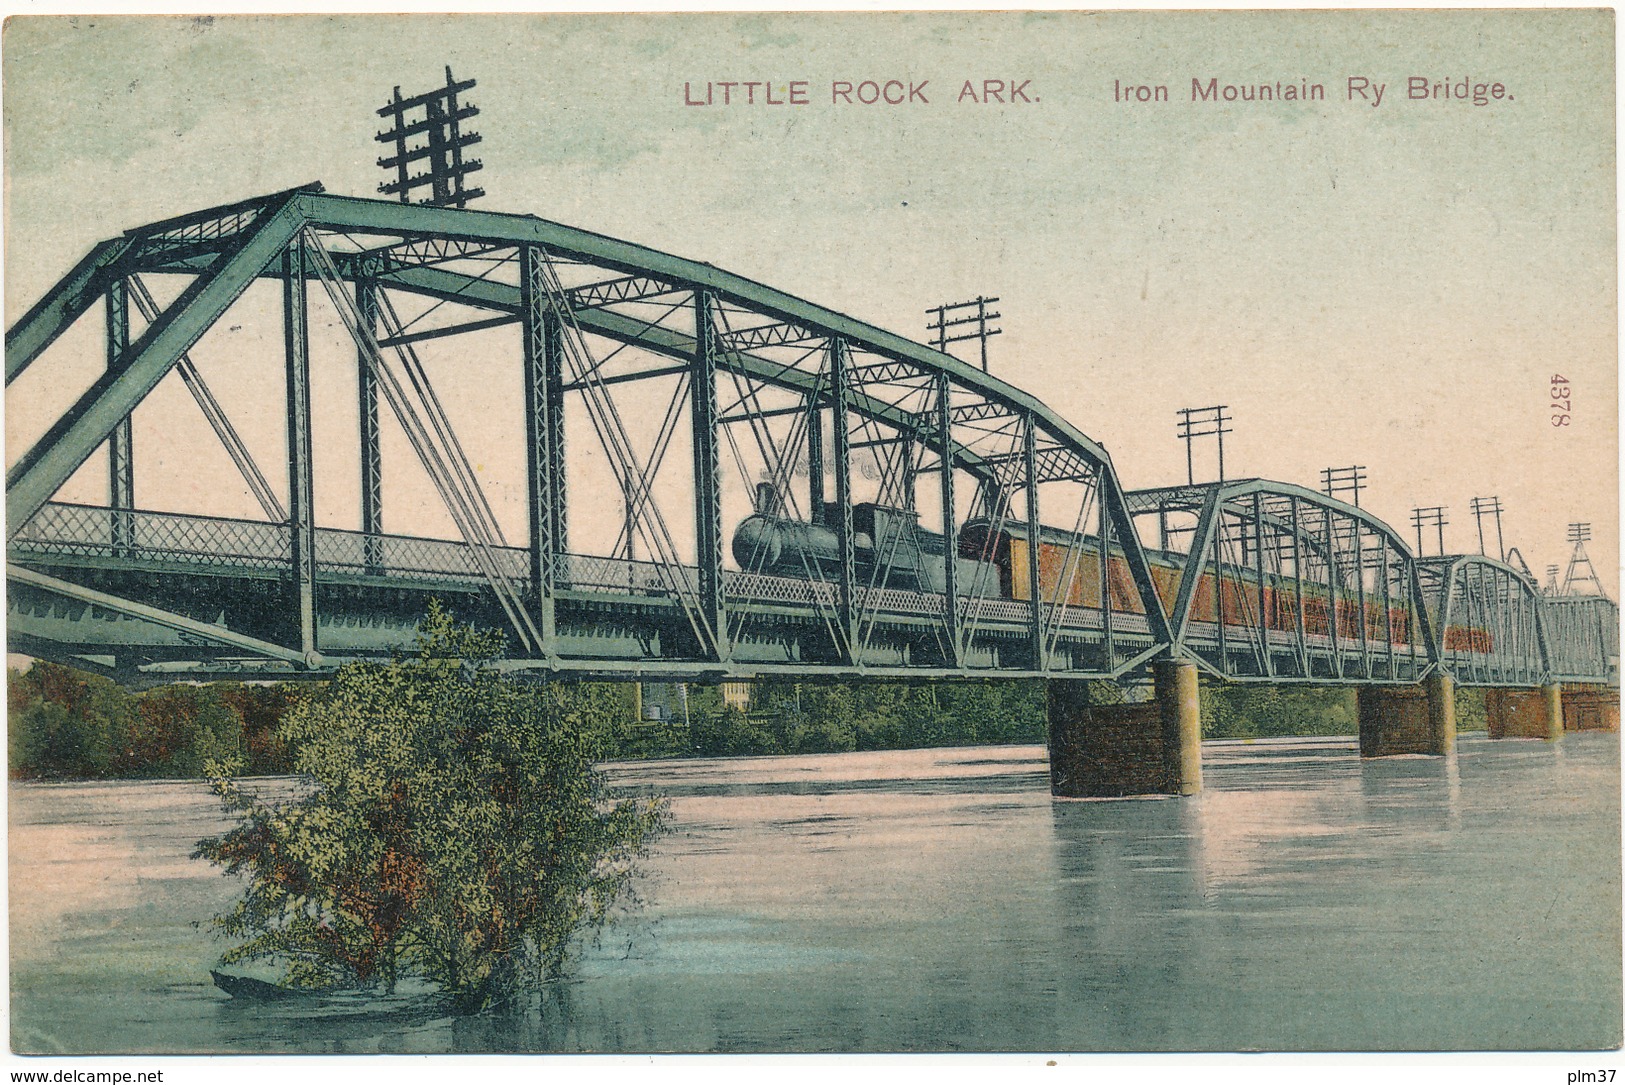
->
{"left": 215, "top": 683, "right": 305, "bottom": 775}
{"left": 1201, "top": 683, "right": 1358, "bottom": 739}
{"left": 127, "top": 685, "right": 245, "bottom": 778}
{"left": 8, "top": 662, "right": 134, "bottom": 779}
{"left": 194, "top": 603, "right": 668, "bottom": 1013}
{"left": 692, "top": 703, "right": 781, "bottom": 756}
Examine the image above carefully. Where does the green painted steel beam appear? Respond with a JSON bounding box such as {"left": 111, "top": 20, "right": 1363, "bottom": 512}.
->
{"left": 1102, "top": 469, "right": 1176, "bottom": 648}
{"left": 7, "top": 196, "right": 307, "bottom": 536}
{"left": 1418, "top": 552, "right": 1545, "bottom": 678}
{"left": 691, "top": 291, "right": 727, "bottom": 660}
{"left": 372, "top": 263, "right": 1006, "bottom": 484}
{"left": 6, "top": 237, "right": 137, "bottom": 385}
{"left": 11, "top": 189, "right": 1182, "bottom": 669}
{"left": 8, "top": 564, "right": 310, "bottom": 665}
{"left": 292, "top": 191, "right": 1124, "bottom": 471}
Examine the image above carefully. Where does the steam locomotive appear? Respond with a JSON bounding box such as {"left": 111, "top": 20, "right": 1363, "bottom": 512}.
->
{"left": 732, "top": 494, "right": 1487, "bottom": 651}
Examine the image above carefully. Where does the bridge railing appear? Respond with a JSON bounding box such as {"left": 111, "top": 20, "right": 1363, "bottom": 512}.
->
{"left": 10, "top": 502, "right": 530, "bottom": 587}
{"left": 12, "top": 502, "right": 1157, "bottom": 645}
{"left": 11, "top": 501, "right": 291, "bottom": 570}
{"left": 314, "top": 527, "right": 527, "bottom": 585}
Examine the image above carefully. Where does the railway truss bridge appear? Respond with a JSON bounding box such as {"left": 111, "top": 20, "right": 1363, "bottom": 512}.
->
{"left": 7, "top": 186, "right": 1618, "bottom": 795}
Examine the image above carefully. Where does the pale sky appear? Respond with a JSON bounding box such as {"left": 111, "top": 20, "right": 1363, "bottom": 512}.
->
{"left": 4, "top": 11, "right": 1617, "bottom": 593}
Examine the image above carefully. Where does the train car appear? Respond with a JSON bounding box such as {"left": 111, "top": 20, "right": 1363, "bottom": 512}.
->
{"left": 961, "top": 516, "right": 1430, "bottom": 649}
{"left": 733, "top": 506, "right": 1490, "bottom": 653}
{"left": 956, "top": 519, "right": 1146, "bottom": 613}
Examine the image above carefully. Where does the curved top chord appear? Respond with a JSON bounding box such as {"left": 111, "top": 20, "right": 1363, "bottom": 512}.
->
{"left": 6, "top": 186, "right": 1179, "bottom": 680}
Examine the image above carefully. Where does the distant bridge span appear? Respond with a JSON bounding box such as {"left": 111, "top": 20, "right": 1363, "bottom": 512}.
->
{"left": 6, "top": 186, "right": 1616, "bottom": 793}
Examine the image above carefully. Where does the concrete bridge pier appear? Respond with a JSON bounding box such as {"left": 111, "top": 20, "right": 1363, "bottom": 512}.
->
{"left": 1358, "top": 673, "right": 1455, "bottom": 757}
{"left": 1559, "top": 685, "right": 1621, "bottom": 732}
{"left": 1048, "top": 659, "right": 1202, "bottom": 798}
{"left": 1485, "top": 683, "right": 1564, "bottom": 741}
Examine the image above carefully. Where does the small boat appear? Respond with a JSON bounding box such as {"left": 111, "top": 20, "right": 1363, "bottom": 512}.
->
{"left": 210, "top": 970, "right": 308, "bottom": 1001}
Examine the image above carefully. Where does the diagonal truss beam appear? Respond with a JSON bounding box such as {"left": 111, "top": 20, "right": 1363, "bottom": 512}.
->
{"left": 294, "top": 191, "right": 1122, "bottom": 470}
{"left": 370, "top": 263, "right": 1008, "bottom": 486}
{"left": 8, "top": 563, "right": 308, "bottom": 666}
{"left": 7, "top": 195, "right": 307, "bottom": 536}
{"left": 126, "top": 276, "right": 286, "bottom": 522}
{"left": 6, "top": 237, "right": 137, "bottom": 385}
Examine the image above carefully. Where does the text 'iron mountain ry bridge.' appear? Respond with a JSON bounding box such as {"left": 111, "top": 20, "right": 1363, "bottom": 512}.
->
{"left": 6, "top": 184, "right": 1617, "bottom": 796}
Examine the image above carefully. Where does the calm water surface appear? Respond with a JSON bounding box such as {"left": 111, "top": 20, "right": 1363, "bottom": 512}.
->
{"left": 9, "top": 733, "right": 1621, "bottom": 1053}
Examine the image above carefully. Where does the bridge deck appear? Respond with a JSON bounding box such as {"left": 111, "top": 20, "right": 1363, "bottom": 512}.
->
{"left": 10, "top": 502, "right": 1162, "bottom": 681}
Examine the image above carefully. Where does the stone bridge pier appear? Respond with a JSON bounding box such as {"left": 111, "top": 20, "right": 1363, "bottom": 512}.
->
{"left": 1482, "top": 684, "right": 1564, "bottom": 741}
{"left": 1048, "top": 659, "right": 1202, "bottom": 798}
{"left": 1357, "top": 673, "right": 1456, "bottom": 757}
{"left": 1558, "top": 684, "right": 1621, "bottom": 732}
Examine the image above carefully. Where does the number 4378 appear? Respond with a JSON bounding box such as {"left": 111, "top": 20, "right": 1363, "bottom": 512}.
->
{"left": 1552, "top": 375, "right": 1573, "bottom": 427}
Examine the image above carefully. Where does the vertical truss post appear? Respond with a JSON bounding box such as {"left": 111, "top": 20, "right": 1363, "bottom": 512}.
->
{"left": 1473, "top": 571, "right": 1488, "bottom": 681}
{"left": 1380, "top": 535, "right": 1395, "bottom": 678}
{"left": 1353, "top": 521, "right": 1370, "bottom": 677}
{"left": 1407, "top": 562, "right": 1421, "bottom": 676}
{"left": 807, "top": 396, "right": 825, "bottom": 523}
{"left": 1290, "top": 496, "right": 1309, "bottom": 676}
{"left": 1532, "top": 589, "right": 1552, "bottom": 680}
{"left": 1493, "top": 570, "right": 1509, "bottom": 684}
{"left": 1526, "top": 594, "right": 1539, "bottom": 681}
{"left": 283, "top": 243, "right": 317, "bottom": 662}
{"left": 1099, "top": 486, "right": 1114, "bottom": 666}
{"left": 1214, "top": 511, "right": 1229, "bottom": 667}
{"left": 355, "top": 278, "right": 383, "bottom": 573}
{"left": 105, "top": 277, "right": 134, "bottom": 556}
{"left": 691, "top": 290, "right": 727, "bottom": 661}
{"left": 936, "top": 372, "right": 962, "bottom": 667}
{"left": 1022, "top": 417, "right": 1043, "bottom": 669}
{"left": 545, "top": 311, "right": 568, "bottom": 558}
{"left": 899, "top": 440, "right": 917, "bottom": 510}
{"left": 1253, "top": 492, "right": 1273, "bottom": 678}
{"left": 831, "top": 337, "right": 856, "bottom": 661}
{"left": 1324, "top": 511, "right": 1344, "bottom": 680}
{"left": 521, "top": 246, "right": 560, "bottom": 647}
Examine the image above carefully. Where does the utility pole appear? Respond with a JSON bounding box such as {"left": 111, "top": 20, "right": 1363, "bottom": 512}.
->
{"left": 1319, "top": 465, "right": 1366, "bottom": 508}
{"left": 927, "top": 296, "right": 1002, "bottom": 372}
{"left": 1176, "top": 406, "right": 1232, "bottom": 485}
{"left": 376, "top": 66, "right": 485, "bottom": 208}
{"left": 1562, "top": 522, "right": 1607, "bottom": 597}
{"left": 1469, "top": 496, "right": 1505, "bottom": 561}
{"left": 1410, "top": 506, "right": 1448, "bottom": 557}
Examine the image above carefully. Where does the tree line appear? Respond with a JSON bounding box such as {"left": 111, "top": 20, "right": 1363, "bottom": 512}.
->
{"left": 9, "top": 662, "right": 299, "bottom": 780}
{"left": 9, "top": 658, "right": 1489, "bottom": 781}
{"left": 7, "top": 662, "right": 1055, "bottom": 778}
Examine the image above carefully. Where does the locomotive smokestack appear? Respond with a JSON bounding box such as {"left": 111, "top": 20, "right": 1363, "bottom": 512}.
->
{"left": 754, "top": 481, "right": 781, "bottom": 515}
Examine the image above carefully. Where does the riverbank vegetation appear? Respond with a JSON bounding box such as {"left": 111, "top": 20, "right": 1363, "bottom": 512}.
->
{"left": 9, "top": 652, "right": 1491, "bottom": 781}
{"left": 8, "top": 663, "right": 297, "bottom": 780}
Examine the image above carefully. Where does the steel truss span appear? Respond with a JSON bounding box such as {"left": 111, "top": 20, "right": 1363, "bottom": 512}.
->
{"left": 1415, "top": 554, "right": 1552, "bottom": 688}
{"left": 6, "top": 185, "right": 1173, "bottom": 683}
{"left": 1126, "top": 480, "right": 1436, "bottom": 686}
{"left": 5, "top": 187, "right": 1615, "bottom": 688}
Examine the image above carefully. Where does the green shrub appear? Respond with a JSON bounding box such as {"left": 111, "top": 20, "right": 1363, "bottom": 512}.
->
{"left": 194, "top": 603, "right": 668, "bottom": 1013}
{"left": 8, "top": 662, "right": 134, "bottom": 779}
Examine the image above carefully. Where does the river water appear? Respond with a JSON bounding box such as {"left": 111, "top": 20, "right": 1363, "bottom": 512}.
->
{"left": 8, "top": 733, "right": 1620, "bottom": 1054}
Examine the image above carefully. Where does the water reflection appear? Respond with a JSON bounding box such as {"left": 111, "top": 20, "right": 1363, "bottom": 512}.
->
{"left": 9, "top": 736, "right": 1620, "bottom": 1054}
